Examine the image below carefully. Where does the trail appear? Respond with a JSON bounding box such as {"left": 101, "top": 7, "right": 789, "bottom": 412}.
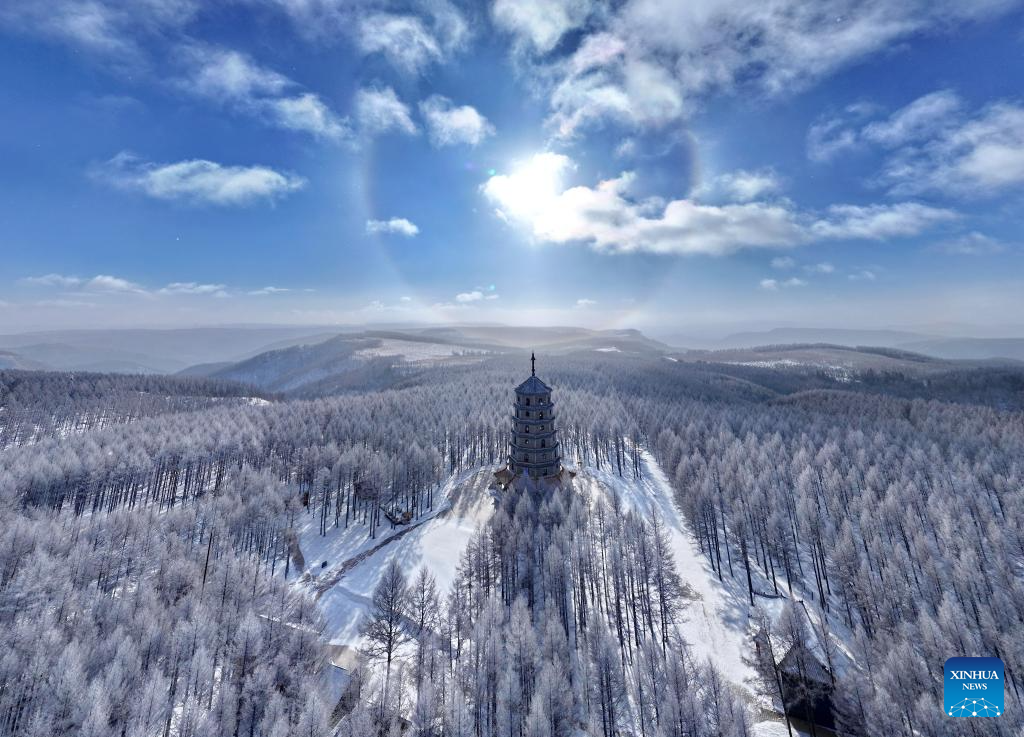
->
{"left": 313, "top": 519, "right": 431, "bottom": 597}
{"left": 579, "top": 449, "right": 759, "bottom": 693}
{"left": 301, "top": 468, "right": 497, "bottom": 646}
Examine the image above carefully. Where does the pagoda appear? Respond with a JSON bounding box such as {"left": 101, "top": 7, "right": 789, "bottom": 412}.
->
{"left": 495, "top": 353, "right": 571, "bottom": 491}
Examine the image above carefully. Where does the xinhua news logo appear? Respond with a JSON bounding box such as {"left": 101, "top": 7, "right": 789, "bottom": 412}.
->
{"left": 945, "top": 657, "right": 1004, "bottom": 718}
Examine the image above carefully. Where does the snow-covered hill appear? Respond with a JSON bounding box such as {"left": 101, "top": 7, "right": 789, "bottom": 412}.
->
{"left": 291, "top": 468, "right": 497, "bottom": 646}
{"left": 578, "top": 454, "right": 759, "bottom": 694}
{"left": 298, "top": 448, "right": 854, "bottom": 737}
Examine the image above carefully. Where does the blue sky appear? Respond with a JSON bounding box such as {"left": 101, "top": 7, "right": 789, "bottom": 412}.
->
{"left": 2, "top": 0, "right": 1023, "bottom": 336}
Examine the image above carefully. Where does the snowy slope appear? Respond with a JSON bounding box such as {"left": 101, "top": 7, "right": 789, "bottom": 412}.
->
{"left": 582, "top": 449, "right": 857, "bottom": 713}
{"left": 297, "top": 468, "right": 497, "bottom": 646}
{"left": 578, "top": 453, "right": 759, "bottom": 693}
{"left": 303, "top": 448, "right": 855, "bottom": 737}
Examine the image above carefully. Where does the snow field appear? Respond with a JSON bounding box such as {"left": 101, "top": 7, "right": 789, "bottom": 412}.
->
{"left": 295, "top": 467, "right": 498, "bottom": 646}
{"left": 578, "top": 451, "right": 759, "bottom": 693}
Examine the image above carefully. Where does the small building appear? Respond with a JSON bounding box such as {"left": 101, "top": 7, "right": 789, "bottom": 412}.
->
{"left": 495, "top": 353, "right": 573, "bottom": 492}
{"left": 777, "top": 641, "right": 835, "bottom": 731}
{"left": 325, "top": 645, "right": 365, "bottom": 724}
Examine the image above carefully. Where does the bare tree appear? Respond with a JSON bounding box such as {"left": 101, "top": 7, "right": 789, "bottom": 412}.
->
{"left": 361, "top": 560, "right": 410, "bottom": 723}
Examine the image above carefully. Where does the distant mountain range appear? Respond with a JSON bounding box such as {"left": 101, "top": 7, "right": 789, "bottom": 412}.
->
{"left": 181, "top": 327, "right": 673, "bottom": 393}
{"left": 663, "top": 327, "right": 1024, "bottom": 362}
{"left": 0, "top": 326, "right": 341, "bottom": 373}
{"left": 0, "top": 324, "right": 1021, "bottom": 378}
{"left": 0, "top": 350, "right": 48, "bottom": 371}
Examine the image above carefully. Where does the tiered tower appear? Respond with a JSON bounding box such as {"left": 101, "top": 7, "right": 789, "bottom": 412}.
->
{"left": 508, "top": 353, "right": 561, "bottom": 479}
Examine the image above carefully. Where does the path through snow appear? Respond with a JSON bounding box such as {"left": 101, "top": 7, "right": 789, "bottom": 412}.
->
{"left": 297, "top": 468, "right": 497, "bottom": 646}
{"left": 578, "top": 450, "right": 759, "bottom": 694}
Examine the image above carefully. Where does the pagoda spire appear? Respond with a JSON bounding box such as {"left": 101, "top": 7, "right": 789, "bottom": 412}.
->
{"left": 531, "top": 352, "right": 536, "bottom": 376}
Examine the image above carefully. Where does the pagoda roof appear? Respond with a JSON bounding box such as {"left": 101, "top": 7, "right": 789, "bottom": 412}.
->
{"left": 515, "top": 375, "right": 551, "bottom": 394}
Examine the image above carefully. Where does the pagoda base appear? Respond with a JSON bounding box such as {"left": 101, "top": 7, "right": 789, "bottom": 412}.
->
{"left": 493, "top": 465, "right": 575, "bottom": 495}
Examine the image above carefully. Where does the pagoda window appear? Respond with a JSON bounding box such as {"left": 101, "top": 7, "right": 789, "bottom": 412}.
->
{"left": 539, "top": 412, "right": 544, "bottom": 419}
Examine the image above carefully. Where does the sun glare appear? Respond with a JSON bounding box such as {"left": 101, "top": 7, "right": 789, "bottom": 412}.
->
{"left": 484, "top": 152, "right": 570, "bottom": 221}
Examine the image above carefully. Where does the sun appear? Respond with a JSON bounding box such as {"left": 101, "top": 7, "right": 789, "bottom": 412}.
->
{"left": 482, "top": 152, "right": 571, "bottom": 222}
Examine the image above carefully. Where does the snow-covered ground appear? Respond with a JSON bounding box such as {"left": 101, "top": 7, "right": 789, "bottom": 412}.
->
{"left": 578, "top": 452, "right": 759, "bottom": 694}
{"left": 751, "top": 720, "right": 811, "bottom": 737}
{"left": 304, "top": 448, "right": 854, "bottom": 734}
{"left": 355, "top": 339, "right": 488, "bottom": 363}
{"left": 583, "top": 449, "right": 856, "bottom": 717}
{"left": 723, "top": 359, "right": 854, "bottom": 383}
{"left": 580, "top": 450, "right": 852, "bottom": 735}
{"left": 295, "top": 468, "right": 497, "bottom": 646}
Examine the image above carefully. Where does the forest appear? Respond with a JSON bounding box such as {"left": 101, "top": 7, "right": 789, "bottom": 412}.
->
{"left": 0, "top": 352, "right": 1021, "bottom": 737}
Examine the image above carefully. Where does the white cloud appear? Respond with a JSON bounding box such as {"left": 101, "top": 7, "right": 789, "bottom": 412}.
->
{"left": 21, "top": 273, "right": 83, "bottom": 287}
{"left": 810, "top": 91, "right": 1024, "bottom": 197}
{"left": 256, "top": 0, "right": 468, "bottom": 74}
{"left": 615, "top": 137, "right": 637, "bottom": 159}
{"left": 627, "top": 1, "right": 1013, "bottom": 96}
{"left": 357, "top": 14, "right": 443, "bottom": 74}
{"left": 366, "top": 218, "right": 419, "bottom": 237}
{"left": 21, "top": 272, "right": 148, "bottom": 294}
{"left": 20, "top": 275, "right": 306, "bottom": 300}
{"left": 804, "top": 262, "right": 835, "bottom": 274}
{"left": 519, "top": 0, "right": 1018, "bottom": 140}
{"left": 761, "top": 277, "right": 806, "bottom": 291}
{"left": 482, "top": 153, "right": 955, "bottom": 256}
{"left": 266, "top": 93, "right": 349, "bottom": 140}
{"left": 932, "top": 232, "right": 1008, "bottom": 255}
{"left": 548, "top": 56, "right": 685, "bottom": 138}
{"left": 571, "top": 33, "right": 628, "bottom": 74}
{"left": 455, "top": 290, "right": 484, "bottom": 303}
{"left": 848, "top": 269, "right": 877, "bottom": 281}
{"left": 771, "top": 258, "right": 833, "bottom": 273}
{"left": 86, "top": 274, "right": 147, "bottom": 294}
{"left": 183, "top": 45, "right": 289, "bottom": 99}
{"left": 716, "top": 169, "right": 781, "bottom": 202}
{"left": 178, "top": 45, "right": 349, "bottom": 140}
{"left": 485, "top": 157, "right": 802, "bottom": 254}
{"left": 862, "top": 89, "right": 961, "bottom": 146}
{"left": 96, "top": 153, "right": 305, "bottom": 206}
{"left": 492, "top": 0, "right": 592, "bottom": 54}
{"left": 805, "top": 102, "right": 881, "bottom": 162}
{"left": 159, "top": 282, "right": 227, "bottom": 296}
{"left": 809, "top": 203, "right": 957, "bottom": 240}
{"left": 0, "top": 0, "right": 198, "bottom": 61}
{"left": 575, "top": 298, "right": 597, "bottom": 308}
{"left": 34, "top": 299, "right": 96, "bottom": 308}
{"left": 880, "top": 101, "right": 1024, "bottom": 196}
{"left": 807, "top": 116, "right": 860, "bottom": 163}
{"left": 420, "top": 96, "right": 495, "bottom": 147}
{"left": 355, "top": 87, "right": 417, "bottom": 136}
